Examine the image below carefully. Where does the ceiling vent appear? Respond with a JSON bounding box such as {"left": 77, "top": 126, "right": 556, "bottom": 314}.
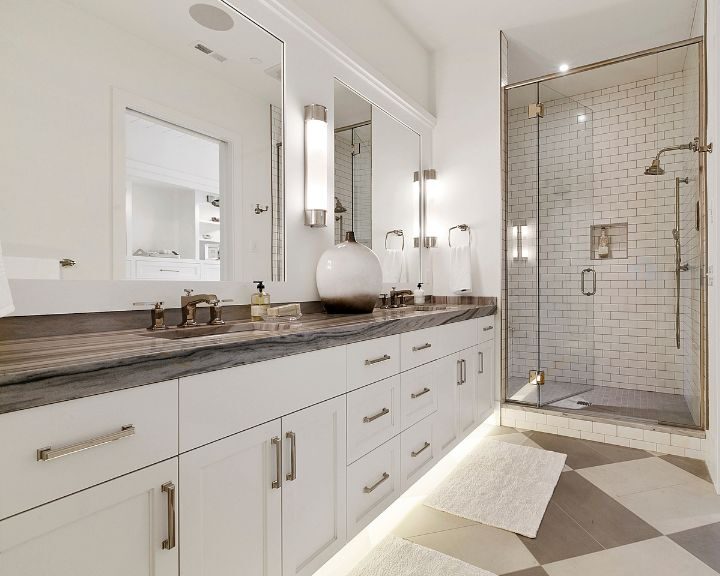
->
{"left": 194, "top": 43, "right": 213, "bottom": 55}
{"left": 194, "top": 43, "right": 227, "bottom": 63}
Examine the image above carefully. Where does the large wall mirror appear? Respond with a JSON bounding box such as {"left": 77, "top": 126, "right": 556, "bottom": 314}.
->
{"left": 333, "top": 80, "right": 422, "bottom": 288}
{"left": 1, "top": 0, "right": 285, "bottom": 282}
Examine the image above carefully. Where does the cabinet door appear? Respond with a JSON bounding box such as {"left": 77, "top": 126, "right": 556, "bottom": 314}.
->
{"left": 476, "top": 339, "right": 495, "bottom": 421}
{"left": 457, "top": 346, "right": 479, "bottom": 438}
{"left": 180, "top": 420, "right": 282, "bottom": 576}
{"left": 282, "top": 397, "right": 347, "bottom": 576}
{"left": 0, "top": 459, "right": 178, "bottom": 576}
{"left": 433, "top": 356, "right": 460, "bottom": 455}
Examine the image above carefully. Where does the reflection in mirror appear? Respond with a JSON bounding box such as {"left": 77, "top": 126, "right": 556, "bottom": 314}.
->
{"left": 0, "top": 0, "right": 284, "bottom": 282}
{"left": 333, "top": 80, "right": 421, "bottom": 287}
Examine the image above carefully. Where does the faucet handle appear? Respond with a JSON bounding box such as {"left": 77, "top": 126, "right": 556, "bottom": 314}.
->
{"left": 133, "top": 302, "right": 168, "bottom": 331}
{"left": 184, "top": 289, "right": 193, "bottom": 297}
{"left": 379, "top": 294, "right": 389, "bottom": 309}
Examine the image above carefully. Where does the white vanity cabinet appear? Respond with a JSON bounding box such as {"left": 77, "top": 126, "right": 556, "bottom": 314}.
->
{"left": 0, "top": 458, "right": 179, "bottom": 576}
{"left": 0, "top": 313, "right": 495, "bottom": 576}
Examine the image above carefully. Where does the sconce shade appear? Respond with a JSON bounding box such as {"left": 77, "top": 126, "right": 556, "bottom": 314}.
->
{"left": 304, "top": 104, "right": 328, "bottom": 227}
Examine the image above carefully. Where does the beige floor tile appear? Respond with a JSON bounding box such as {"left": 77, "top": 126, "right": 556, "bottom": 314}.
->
{"left": 577, "top": 457, "right": 699, "bottom": 497}
{"left": 669, "top": 522, "right": 720, "bottom": 573}
{"left": 392, "top": 504, "right": 478, "bottom": 538}
{"left": 659, "top": 454, "right": 713, "bottom": 483}
{"left": 617, "top": 478, "right": 720, "bottom": 534}
{"left": 491, "top": 432, "right": 542, "bottom": 449}
{"left": 409, "top": 523, "right": 539, "bottom": 575}
{"left": 543, "top": 536, "right": 719, "bottom": 576}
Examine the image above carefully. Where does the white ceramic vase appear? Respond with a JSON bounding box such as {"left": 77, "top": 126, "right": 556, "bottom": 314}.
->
{"left": 316, "top": 232, "right": 382, "bottom": 314}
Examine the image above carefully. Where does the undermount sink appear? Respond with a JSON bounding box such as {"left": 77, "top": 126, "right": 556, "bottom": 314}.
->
{"left": 140, "top": 321, "right": 297, "bottom": 340}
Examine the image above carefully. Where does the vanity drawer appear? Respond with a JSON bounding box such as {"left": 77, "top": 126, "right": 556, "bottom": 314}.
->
{"left": 400, "top": 363, "right": 438, "bottom": 431}
{"left": 347, "top": 375, "right": 402, "bottom": 464}
{"left": 179, "top": 346, "right": 346, "bottom": 452}
{"left": 400, "top": 326, "right": 444, "bottom": 370}
{"left": 478, "top": 315, "right": 495, "bottom": 344}
{"left": 0, "top": 380, "right": 178, "bottom": 520}
{"left": 347, "top": 435, "right": 402, "bottom": 538}
{"left": 347, "top": 335, "right": 400, "bottom": 392}
{"left": 134, "top": 259, "right": 201, "bottom": 280}
{"left": 400, "top": 414, "right": 437, "bottom": 490}
{"left": 440, "top": 319, "right": 479, "bottom": 354}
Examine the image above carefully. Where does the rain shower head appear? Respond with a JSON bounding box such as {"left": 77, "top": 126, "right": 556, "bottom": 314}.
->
{"left": 644, "top": 140, "right": 697, "bottom": 176}
{"left": 644, "top": 158, "right": 664, "bottom": 176}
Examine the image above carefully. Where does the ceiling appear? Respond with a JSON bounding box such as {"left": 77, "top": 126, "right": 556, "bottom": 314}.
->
{"left": 382, "top": 0, "right": 702, "bottom": 83}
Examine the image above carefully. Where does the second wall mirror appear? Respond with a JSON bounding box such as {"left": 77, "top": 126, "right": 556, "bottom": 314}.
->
{"left": 333, "top": 80, "right": 422, "bottom": 288}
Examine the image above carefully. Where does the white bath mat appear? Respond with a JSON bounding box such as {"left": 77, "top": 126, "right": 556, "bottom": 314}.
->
{"left": 425, "top": 438, "right": 566, "bottom": 538}
{"left": 348, "top": 536, "right": 496, "bottom": 576}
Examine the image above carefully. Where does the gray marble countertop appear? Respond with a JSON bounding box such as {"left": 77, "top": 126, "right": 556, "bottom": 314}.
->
{"left": 0, "top": 304, "right": 496, "bottom": 414}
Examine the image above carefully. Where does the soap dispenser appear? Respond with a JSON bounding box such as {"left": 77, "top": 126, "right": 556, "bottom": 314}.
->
{"left": 413, "top": 282, "right": 426, "bottom": 305}
{"left": 251, "top": 281, "right": 270, "bottom": 321}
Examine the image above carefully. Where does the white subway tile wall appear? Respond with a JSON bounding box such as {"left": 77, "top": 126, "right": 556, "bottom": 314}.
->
{"left": 334, "top": 127, "right": 372, "bottom": 247}
{"left": 270, "top": 104, "right": 284, "bottom": 280}
{"left": 506, "top": 61, "right": 701, "bottom": 426}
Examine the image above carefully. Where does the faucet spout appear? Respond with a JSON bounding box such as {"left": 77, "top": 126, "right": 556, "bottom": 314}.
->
{"left": 179, "top": 290, "right": 219, "bottom": 327}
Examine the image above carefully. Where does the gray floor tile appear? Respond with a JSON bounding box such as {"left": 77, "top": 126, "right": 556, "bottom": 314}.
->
{"left": 518, "top": 502, "right": 603, "bottom": 564}
{"left": 502, "top": 567, "right": 550, "bottom": 576}
{"left": 551, "top": 471, "right": 661, "bottom": 548}
{"left": 525, "top": 432, "right": 614, "bottom": 469}
{"left": 660, "top": 454, "right": 713, "bottom": 483}
{"left": 668, "top": 522, "right": 720, "bottom": 573}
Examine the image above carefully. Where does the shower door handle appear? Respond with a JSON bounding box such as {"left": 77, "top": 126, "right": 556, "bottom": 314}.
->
{"left": 581, "top": 268, "right": 596, "bottom": 296}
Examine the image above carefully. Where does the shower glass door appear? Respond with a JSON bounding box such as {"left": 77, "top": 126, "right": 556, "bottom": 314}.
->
{"left": 505, "top": 82, "right": 596, "bottom": 408}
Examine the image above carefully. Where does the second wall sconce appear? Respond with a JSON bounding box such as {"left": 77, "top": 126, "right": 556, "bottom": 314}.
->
{"left": 304, "top": 104, "right": 328, "bottom": 227}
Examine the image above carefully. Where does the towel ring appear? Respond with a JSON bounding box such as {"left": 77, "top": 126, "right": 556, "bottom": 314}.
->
{"left": 448, "top": 224, "right": 471, "bottom": 247}
{"left": 385, "top": 229, "right": 405, "bottom": 250}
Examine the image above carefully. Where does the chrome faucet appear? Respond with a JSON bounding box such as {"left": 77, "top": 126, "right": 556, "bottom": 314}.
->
{"left": 179, "top": 289, "right": 220, "bottom": 327}
{"left": 389, "top": 287, "right": 413, "bottom": 308}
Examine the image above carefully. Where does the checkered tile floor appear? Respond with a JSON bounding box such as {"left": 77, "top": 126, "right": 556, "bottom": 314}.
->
{"left": 390, "top": 426, "right": 720, "bottom": 576}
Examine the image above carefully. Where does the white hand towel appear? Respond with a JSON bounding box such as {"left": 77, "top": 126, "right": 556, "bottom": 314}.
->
{"left": 0, "top": 242, "right": 15, "bottom": 318}
{"left": 450, "top": 244, "right": 472, "bottom": 294}
{"left": 382, "top": 249, "right": 406, "bottom": 284}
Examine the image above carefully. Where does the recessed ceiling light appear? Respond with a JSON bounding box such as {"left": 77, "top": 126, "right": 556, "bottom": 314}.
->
{"left": 189, "top": 4, "right": 234, "bottom": 31}
{"left": 558, "top": 63, "right": 570, "bottom": 73}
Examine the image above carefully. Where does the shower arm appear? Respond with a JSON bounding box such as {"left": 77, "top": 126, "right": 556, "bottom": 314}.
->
{"left": 651, "top": 141, "right": 696, "bottom": 164}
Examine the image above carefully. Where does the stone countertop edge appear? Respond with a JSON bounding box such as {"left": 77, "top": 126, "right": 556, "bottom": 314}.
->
{"left": 0, "top": 304, "right": 496, "bottom": 415}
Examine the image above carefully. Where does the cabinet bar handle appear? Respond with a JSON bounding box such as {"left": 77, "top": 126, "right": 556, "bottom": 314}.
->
{"left": 365, "top": 354, "right": 391, "bottom": 366}
{"left": 412, "top": 343, "right": 432, "bottom": 352}
{"left": 159, "top": 269, "right": 181, "bottom": 273}
{"left": 36, "top": 425, "right": 135, "bottom": 462}
{"left": 411, "top": 442, "right": 431, "bottom": 458}
{"left": 363, "top": 407, "right": 390, "bottom": 423}
{"left": 363, "top": 472, "right": 390, "bottom": 493}
{"left": 478, "top": 351, "right": 484, "bottom": 374}
{"left": 462, "top": 359, "right": 467, "bottom": 383}
{"left": 161, "top": 482, "right": 176, "bottom": 550}
{"left": 457, "top": 359, "right": 463, "bottom": 385}
{"left": 286, "top": 431, "right": 297, "bottom": 481}
{"left": 483, "top": 325, "right": 494, "bottom": 332}
{"left": 411, "top": 387, "right": 431, "bottom": 399}
{"left": 271, "top": 436, "right": 282, "bottom": 489}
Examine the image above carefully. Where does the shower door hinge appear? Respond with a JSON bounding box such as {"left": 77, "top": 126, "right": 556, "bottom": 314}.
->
{"left": 528, "top": 103, "right": 545, "bottom": 119}
{"left": 529, "top": 370, "right": 545, "bottom": 385}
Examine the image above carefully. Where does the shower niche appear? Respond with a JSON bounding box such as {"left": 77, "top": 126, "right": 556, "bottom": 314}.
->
{"left": 590, "top": 223, "right": 627, "bottom": 260}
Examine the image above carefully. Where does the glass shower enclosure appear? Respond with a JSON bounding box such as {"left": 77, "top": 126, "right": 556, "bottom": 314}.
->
{"left": 503, "top": 40, "right": 706, "bottom": 429}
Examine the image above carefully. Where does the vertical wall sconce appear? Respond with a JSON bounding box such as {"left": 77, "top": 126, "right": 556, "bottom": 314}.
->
{"left": 415, "top": 169, "right": 438, "bottom": 248}
{"left": 423, "top": 169, "right": 437, "bottom": 195}
{"left": 304, "top": 104, "right": 328, "bottom": 227}
{"left": 512, "top": 221, "right": 529, "bottom": 260}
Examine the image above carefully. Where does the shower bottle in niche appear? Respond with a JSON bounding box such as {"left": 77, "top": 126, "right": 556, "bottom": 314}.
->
{"left": 597, "top": 227, "right": 610, "bottom": 258}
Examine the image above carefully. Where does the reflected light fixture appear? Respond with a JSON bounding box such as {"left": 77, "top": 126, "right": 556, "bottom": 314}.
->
{"left": 512, "top": 222, "right": 529, "bottom": 260}
{"left": 423, "top": 169, "right": 437, "bottom": 195}
{"left": 558, "top": 63, "right": 570, "bottom": 73}
{"left": 577, "top": 114, "right": 587, "bottom": 123}
{"left": 304, "top": 104, "right": 328, "bottom": 227}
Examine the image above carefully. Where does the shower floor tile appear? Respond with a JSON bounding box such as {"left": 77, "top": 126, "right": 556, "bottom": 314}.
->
{"left": 507, "top": 378, "right": 697, "bottom": 427}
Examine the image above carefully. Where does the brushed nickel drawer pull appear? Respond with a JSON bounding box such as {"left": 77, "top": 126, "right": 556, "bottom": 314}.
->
{"left": 159, "top": 269, "right": 181, "bottom": 273}
{"left": 411, "top": 387, "right": 431, "bottom": 399}
{"left": 161, "top": 482, "right": 176, "bottom": 550}
{"left": 286, "top": 431, "right": 297, "bottom": 481}
{"left": 363, "top": 407, "right": 390, "bottom": 423}
{"left": 36, "top": 425, "right": 135, "bottom": 462}
{"left": 271, "top": 436, "right": 282, "bottom": 489}
{"left": 411, "top": 442, "right": 431, "bottom": 458}
{"left": 461, "top": 359, "right": 467, "bottom": 383}
{"left": 457, "top": 359, "right": 463, "bottom": 385}
{"left": 483, "top": 325, "right": 494, "bottom": 332}
{"left": 365, "top": 354, "right": 391, "bottom": 366}
{"left": 363, "top": 472, "right": 390, "bottom": 493}
{"left": 412, "top": 343, "right": 432, "bottom": 352}
{"left": 478, "top": 351, "right": 484, "bottom": 374}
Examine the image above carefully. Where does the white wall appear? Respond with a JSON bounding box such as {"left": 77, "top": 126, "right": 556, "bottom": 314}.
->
{"left": 430, "top": 36, "right": 503, "bottom": 299}
{"left": 282, "top": 0, "right": 434, "bottom": 113}
{"left": 5, "top": 0, "right": 435, "bottom": 314}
